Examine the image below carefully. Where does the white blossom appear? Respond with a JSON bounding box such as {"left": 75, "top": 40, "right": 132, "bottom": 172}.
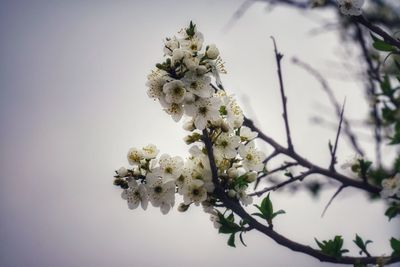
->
{"left": 238, "top": 141, "right": 265, "bottom": 172}
{"left": 164, "top": 37, "right": 179, "bottom": 56}
{"left": 235, "top": 185, "right": 253, "bottom": 206}
{"left": 160, "top": 99, "right": 184, "bottom": 122}
{"left": 337, "top": 0, "right": 364, "bottom": 16}
{"left": 121, "top": 179, "right": 148, "bottom": 210}
{"left": 381, "top": 173, "right": 400, "bottom": 198}
{"left": 239, "top": 126, "right": 258, "bottom": 142}
{"left": 127, "top": 147, "right": 143, "bottom": 166}
{"left": 146, "top": 74, "right": 167, "bottom": 100}
{"left": 156, "top": 154, "right": 184, "bottom": 181}
{"left": 214, "top": 133, "right": 240, "bottom": 159}
{"left": 182, "top": 71, "right": 213, "bottom": 98}
{"left": 141, "top": 144, "right": 159, "bottom": 159}
{"left": 117, "top": 167, "right": 128, "bottom": 177}
{"left": 146, "top": 174, "right": 175, "bottom": 214}
{"left": 182, "top": 179, "right": 208, "bottom": 205}
{"left": 184, "top": 97, "right": 222, "bottom": 130}
{"left": 180, "top": 31, "right": 204, "bottom": 52}
{"left": 163, "top": 80, "right": 186, "bottom": 104}
{"left": 206, "top": 44, "right": 219, "bottom": 60}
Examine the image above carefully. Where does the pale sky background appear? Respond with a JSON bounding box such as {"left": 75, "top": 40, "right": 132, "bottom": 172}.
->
{"left": 0, "top": 1, "right": 399, "bottom": 267}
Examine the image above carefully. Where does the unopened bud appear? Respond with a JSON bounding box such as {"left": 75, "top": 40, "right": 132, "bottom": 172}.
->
{"left": 206, "top": 44, "right": 219, "bottom": 60}
{"left": 228, "top": 189, "right": 237, "bottom": 198}
{"left": 117, "top": 167, "right": 128, "bottom": 177}
{"left": 183, "top": 120, "right": 196, "bottom": 131}
{"left": 227, "top": 167, "right": 238, "bottom": 178}
{"left": 178, "top": 203, "right": 190, "bottom": 212}
{"left": 245, "top": 171, "right": 257, "bottom": 183}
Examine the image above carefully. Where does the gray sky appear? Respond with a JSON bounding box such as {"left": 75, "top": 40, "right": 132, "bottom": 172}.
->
{"left": 0, "top": 1, "right": 398, "bottom": 267}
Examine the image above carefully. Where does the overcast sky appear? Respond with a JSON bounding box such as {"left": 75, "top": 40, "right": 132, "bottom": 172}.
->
{"left": 0, "top": 1, "right": 399, "bottom": 267}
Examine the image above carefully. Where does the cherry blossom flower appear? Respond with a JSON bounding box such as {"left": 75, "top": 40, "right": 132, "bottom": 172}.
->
{"left": 337, "top": 0, "right": 364, "bottom": 16}
{"left": 381, "top": 173, "right": 400, "bottom": 198}
{"left": 238, "top": 141, "right": 266, "bottom": 172}
{"left": 184, "top": 97, "right": 222, "bottom": 130}
{"left": 121, "top": 179, "right": 148, "bottom": 210}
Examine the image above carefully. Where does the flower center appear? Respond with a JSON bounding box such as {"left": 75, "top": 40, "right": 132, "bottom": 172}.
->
{"left": 246, "top": 154, "right": 253, "bottom": 161}
{"left": 199, "top": 106, "right": 208, "bottom": 115}
{"left": 192, "top": 188, "right": 200, "bottom": 196}
{"left": 344, "top": 1, "right": 352, "bottom": 9}
{"left": 154, "top": 186, "right": 163, "bottom": 193}
{"left": 165, "top": 167, "right": 173, "bottom": 174}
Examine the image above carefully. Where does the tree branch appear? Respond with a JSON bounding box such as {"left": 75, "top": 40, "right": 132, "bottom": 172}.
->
{"left": 271, "top": 37, "right": 294, "bottom": 152}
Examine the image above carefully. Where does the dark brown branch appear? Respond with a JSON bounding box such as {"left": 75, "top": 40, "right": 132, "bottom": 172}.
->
{"left": 201, "top": 128, "right": 399, "bottom": 265}
{"left": 271, "top": 37, "right": 294, "bottom": 152}
{"left": 243, "top": 117, "right": 382, "bottom": 195}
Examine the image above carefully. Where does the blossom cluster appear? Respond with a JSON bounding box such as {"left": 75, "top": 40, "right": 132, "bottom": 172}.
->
{"left": 114, "top": 22, "right": 266, "bottom": 222}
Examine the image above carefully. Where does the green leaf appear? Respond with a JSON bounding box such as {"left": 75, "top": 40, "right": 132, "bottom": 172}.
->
{"left": 239, "top": 232, "right": 247, "bottom": 247}
{"left": 385, "top": 204, "right": 400, "bottom": 221}
{"left": 353, "top": 234, "right": 372, "bottom": 256}
{"left": 394, "top": 155, "right": 400, "bottom": 173}
{"left": 227, "top": 233, "right": 236, "bottom": 247}
{"left": 373, "top": 41, "right": 396, "bottom": 52}
{"left": 272, "top": 209, "right": 286, "bottom": 219}
{"left": 315, "top": 236, "right": 348, "bottom": 259}
{"left": 391, "top": 237, "right": 400, "bottom": 256}
{"left": 380, "top": 75, "right": 392, "bottom": 95}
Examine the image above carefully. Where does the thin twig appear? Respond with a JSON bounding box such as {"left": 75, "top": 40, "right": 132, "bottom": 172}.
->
{"left": 250, "top": 170, "right": 314, "bottom": 197}
{"left": 271, "top": 37, "right": 294, "bottom": 152}
{"left": 329, "top": 99, "right": 346, "bottom": 171}
{"left": 254, "top": 162, "right": 299, "bottom": 190}
{"left": 292, "top": 57, "right": 365, "bottom": 156}
{"left": 321, "top": 185, "right": 347, "bottom": 217}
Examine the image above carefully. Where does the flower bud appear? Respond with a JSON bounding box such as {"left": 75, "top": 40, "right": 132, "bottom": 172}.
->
{"left": 117, "top": 167, "right": 128, "bottom": 177}
{"left": 246, "top": 171, "right": 257, "bottom": 183}
{"left": 227, "top": 167, "right": 238, "bottom": 178}
{"left": 206, "top": 44, "right": 219, "bottom": 60}
{"left": 133, "top": 167, "right": 141, "bottom": 176}
{"left": 183, "top": 120, "right": 196, "bottom": 131}
{"left": 178, "top": 203, "right": 190, "bottom": 212}
{"left": 228, "top": 189, "right": 237, "bottom": 198}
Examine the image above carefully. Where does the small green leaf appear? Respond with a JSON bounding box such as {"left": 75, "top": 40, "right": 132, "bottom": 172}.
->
{"left": 391, "top": 237, "right": 400, "bottom": 256}
{"left": 227, "top": 233, "right": 236, "bottom": 247}
{"left": 373, "top": 41, "right": 396, "bottom": 52}
{"left": 239, "top": 232, "right": 247, "bottom": 247}
{"left": 272, "top": 209, "right": 286, "bottom": 219}
{"left": 385, "top": 205, "right": 400, "bottom": 221}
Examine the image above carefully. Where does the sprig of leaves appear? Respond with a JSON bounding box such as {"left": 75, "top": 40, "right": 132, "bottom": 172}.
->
{"left": 315, "top": 236, "right": 349, "bottom": 259}
{"left": 353, "top": 234, "right": 372, "bottom": 256}
{"left": 217, "top": 211, "right": 248, "bottom": 247}
{"left": 252, "top": 193, "right": 285, "bottom": 228}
